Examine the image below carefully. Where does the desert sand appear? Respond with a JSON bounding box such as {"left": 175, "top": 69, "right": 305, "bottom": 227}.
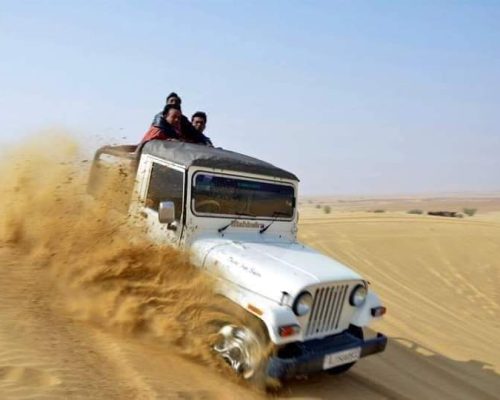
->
{"left": 1, "top": 140, "right": 499, "bottom": 399}
{"left": 290, "top": 206, "right": 500, "bottom": 399}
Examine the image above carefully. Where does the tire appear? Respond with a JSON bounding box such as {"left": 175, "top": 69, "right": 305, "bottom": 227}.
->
{"left": 211, "top": 299, "right": 271, "bottom": 381}
{"left": 213, "top": 324, "right": 267, "bottom": 379}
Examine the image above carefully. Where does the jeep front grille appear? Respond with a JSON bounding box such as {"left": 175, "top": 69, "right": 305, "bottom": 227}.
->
{"left": 305, "top": 284, "right": 350, "bottom": 338}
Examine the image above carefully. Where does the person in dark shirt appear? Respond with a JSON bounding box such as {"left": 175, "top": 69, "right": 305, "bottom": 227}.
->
{"left": 191, "top": 111, "right": 213, "bottom": 147}
{"left": 151, "top": 92, "right": 213, "bottom": 146}
{"left": 166, "top": 92, "right": 181, "bottom": 106}
{"left": 191, "top": 111, "right": 207, "bottom": 133}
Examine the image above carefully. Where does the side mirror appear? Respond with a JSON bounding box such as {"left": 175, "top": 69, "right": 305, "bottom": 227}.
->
{"left": 158, "top": 201, "right": 175, "bottom": 224}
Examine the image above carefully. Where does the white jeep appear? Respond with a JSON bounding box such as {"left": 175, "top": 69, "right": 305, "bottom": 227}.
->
{"left": 89, "top": 140, "right": 387, "bottom": 380}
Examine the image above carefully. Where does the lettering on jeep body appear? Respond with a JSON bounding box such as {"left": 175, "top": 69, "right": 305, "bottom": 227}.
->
{"left": 230, "top": 220, "right": 264, "bottom": 229}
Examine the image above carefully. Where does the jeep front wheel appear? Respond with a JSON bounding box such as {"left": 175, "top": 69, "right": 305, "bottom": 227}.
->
{"left": 213, "top": 324, "right": 265, "bottom": 379}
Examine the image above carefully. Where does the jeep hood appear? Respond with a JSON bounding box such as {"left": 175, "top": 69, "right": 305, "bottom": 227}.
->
{"left": 190, "top": 238, "right": 362, "bottom": 304}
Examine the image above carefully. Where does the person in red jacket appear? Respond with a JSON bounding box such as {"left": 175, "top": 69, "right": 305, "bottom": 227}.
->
{"left": 140, "top": 104, "right": 182, "bottom": 144}
{"left": 151, "top": 92, "right": 213, "bottom": 146}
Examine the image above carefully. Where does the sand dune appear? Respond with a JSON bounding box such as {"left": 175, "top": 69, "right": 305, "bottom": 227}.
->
{"left": 0, "top": 138, "right": 499, "bottom": 398}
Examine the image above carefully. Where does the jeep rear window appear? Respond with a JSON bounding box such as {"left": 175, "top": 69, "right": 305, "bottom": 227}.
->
{"left": 192, "top": 173, "right": 294, "bottom": 219}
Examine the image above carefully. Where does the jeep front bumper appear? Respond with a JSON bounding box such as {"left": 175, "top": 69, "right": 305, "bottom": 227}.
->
{"left": 266, "top": 331, "right": 387, "bottom": 379}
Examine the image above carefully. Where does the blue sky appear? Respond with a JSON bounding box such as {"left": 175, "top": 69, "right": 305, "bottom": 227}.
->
{"left": 1, "top": 0, "right": 499, "bottom": 195}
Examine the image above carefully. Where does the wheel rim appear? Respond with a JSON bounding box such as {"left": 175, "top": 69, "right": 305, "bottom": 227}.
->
{"left": 213, "top": 324, "right": 262, "bottom": 379}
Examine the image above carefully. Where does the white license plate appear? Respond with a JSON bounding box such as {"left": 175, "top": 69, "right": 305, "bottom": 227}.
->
{"left": 323, "top": 347, "right": 361, "bottom": 370}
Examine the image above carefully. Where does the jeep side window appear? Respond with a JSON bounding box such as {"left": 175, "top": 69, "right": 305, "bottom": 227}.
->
{"left": 146, "top": 163, "right": 183, "bottom": 221}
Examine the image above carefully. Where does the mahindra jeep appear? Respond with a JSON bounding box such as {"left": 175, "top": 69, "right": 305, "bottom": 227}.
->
{"left": 89, "top": 140, "right": 387, "bottom": 380}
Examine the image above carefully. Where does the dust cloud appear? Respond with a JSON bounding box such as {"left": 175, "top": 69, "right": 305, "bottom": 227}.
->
{"left": 0, "top": 133, "right": 245, "bottom": 366}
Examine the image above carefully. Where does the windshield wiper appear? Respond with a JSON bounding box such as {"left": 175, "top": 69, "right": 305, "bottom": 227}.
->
{"left": 259, "top": 211, "right": 290, "bottom": 234}
{"left": 218, "top": 212, "right": 256, "bottom": 233}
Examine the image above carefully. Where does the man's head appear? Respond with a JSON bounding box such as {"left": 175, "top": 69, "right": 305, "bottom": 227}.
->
{"left": 191, "top": 111, "right": 207, "bottom": 133}
{"left": 162, "top": 104, "right": 182, "bottom": 131}
{"left": 166, "top": 92, "right": 182, "bottom": 106}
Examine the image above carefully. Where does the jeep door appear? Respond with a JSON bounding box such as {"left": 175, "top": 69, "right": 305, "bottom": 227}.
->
{"left": 138, "top": 159, "right": 185, "bottom": 245}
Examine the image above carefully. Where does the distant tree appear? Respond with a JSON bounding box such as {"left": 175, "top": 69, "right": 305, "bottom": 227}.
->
{"left": 463, "top": 208, "right": 477, "bottom": 217}
{"left": 323, "top": 205, "right": 332, "bottom": 214}
{"left": 373, "top": 209, "right": 385, "bottom": 213}
{"left": 407, "top": 209, "right": 423, "bottom": 215}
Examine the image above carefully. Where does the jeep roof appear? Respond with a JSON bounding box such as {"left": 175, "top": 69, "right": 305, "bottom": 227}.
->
{"left": 141, "top": 140, "right": 299, "bottom": 181}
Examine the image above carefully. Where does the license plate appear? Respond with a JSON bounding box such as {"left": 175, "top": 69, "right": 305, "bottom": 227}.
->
{"left": 323, "top": 347, "right": 361, "bottom": 370}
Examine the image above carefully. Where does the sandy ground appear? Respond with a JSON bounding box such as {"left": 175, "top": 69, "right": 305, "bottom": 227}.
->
{"left": 292, "top": 208, "right": 500, "bottom": 399}
{"left": 1, "top": 172, "right": 500, "bottom": 399}
{"left": 0, "top": 249, "right": 261, "bottom": 400}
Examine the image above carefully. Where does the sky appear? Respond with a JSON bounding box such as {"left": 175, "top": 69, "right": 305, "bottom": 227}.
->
{"left": 0, "top": 0, "right": 499, "bottom": 196}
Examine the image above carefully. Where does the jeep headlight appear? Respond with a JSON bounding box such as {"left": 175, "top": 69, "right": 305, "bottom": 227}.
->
{"left": 293, "top": 291, "right": 313, "bottom": 316}
{"left": 349, "top": 284, "right": 367, "bottom": 307}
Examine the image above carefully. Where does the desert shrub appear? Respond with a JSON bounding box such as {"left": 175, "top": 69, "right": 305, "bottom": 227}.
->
{"left": 428, "top": 211, "right": 461, "bottom": 218}
{"left": 463, "top": 208, "right": 477, "bottom": 217}
{"left": 373, "top": 209, "right": 385, "bottom": 213}
{"left": 315, "top": 204, "right": 321, "bottom": 209}
{"left": 407, "top": 209, "right": 423, "bottom": 215}
{"left": 323, "top": 205, "right": 331, "bottom": 214}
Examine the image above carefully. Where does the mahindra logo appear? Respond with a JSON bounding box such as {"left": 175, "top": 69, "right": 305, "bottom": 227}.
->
{"left": 230, "top": 220, "right": 264, "bottom": 229}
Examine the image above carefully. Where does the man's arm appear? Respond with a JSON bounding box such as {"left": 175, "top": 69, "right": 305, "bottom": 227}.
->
{"left": 203, "top": 135, "right": 214, "bottom": 147}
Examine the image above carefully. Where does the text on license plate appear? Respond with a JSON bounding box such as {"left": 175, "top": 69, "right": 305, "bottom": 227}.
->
{"left": 323, "top": 347, "right": 361, "bottom": 370}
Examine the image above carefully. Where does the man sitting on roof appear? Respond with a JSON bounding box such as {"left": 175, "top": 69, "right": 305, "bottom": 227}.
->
{"left": 151, "top": 92, "right": 213, "bottom": 146}
{"left": 191, "top": 111, "right": 213, "bottom": 147}
{"left": 141, "top": 104, "right": 182, "bottom": 144}
{"left": 191, "top": 111, "right": 207, "bottom": 133}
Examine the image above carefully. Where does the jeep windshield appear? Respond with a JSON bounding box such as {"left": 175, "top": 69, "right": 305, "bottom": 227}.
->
{"left": 192, "top": 173, "right": 295, "bottom": 219}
